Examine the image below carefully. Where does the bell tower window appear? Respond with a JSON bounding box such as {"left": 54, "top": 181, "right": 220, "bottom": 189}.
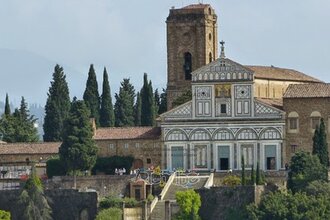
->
{"left": 184, "top": 52, "right": 192, "bottom": 80}
{"left": 209, "top": 52, "right": 213, "bottom": 63}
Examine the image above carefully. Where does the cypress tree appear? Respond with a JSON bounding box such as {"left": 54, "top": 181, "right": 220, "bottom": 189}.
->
{"left": 256, "top": 162, "right": 261, "bottom": 185}
{"left": 241, "top": 155, "right": 246, "bottom": 185}
{"left": 59, "top": 98, "right": 98, "bottom": 176}
{"left": 134, "top": 92, "right": 142, "bottom": 126}
{"left": 154, "top": 89, "right": 160, "bottom": 116}
{"left": 140, "top": 73, "right": 155, "bottom": 126}
{"left": 251, "top": 164, "right": 256, "bottom": 185}
{"left": 43, "top": 64, "right": 71, "bottom": 142}
{"left": 158, "top": 89, "right": 167, "bottom": 115}
{"left": 83, "top": 64, "right": 100, "bottom": 126}
{"left": 4, "top": 93, "right": 10, "bottom": 116}
{"left": 313, "top": 118, "right": 329, "bottom": 168}
{"left": 99, "top": 67, "right": 115, "bottom": 127}
{"left": 114, "top": 79, "right": 135, "bottom": 127}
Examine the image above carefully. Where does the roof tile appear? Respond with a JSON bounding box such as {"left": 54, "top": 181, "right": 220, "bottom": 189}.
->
{"left": 94, "top": 127, "right": 161, "bottom": 140}
{"left": 284, "top": 83, "right": 330, "bottom": 98}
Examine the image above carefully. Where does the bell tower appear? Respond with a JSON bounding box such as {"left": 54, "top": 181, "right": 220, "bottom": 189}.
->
{"left": 166, "top": 4, "right": 218, "bottom": 109}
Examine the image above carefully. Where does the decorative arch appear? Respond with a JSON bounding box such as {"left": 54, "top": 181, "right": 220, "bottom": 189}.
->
{"left": 189, "top": 129, "right": 211, "bottom": 141}
{"left": 212, "top": 128, "right": 234, "bottom": 140}
{"left": 165, "top": 129, "right": 188, "bottom": 141}
{"left": 310, "top": 111, "right": 321, "bottom": 117}
{"left": 236, "top": 128, "right": 258, "bottom": 140}
{"left": 288, "top": 111, "right": 299, "bottom": 118}
{"left": 259, "top": 127, "right": 282, "bottom": 140}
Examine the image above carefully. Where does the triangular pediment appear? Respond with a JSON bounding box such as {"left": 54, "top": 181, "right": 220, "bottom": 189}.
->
{"left": 192, "top": 58, "right": 254, "bottom": 82}
{"left": 159, "top": 101, "right": 192, "bottom": 121}
{"left": 254, "top": 99, "right": 284, "bottom": 119}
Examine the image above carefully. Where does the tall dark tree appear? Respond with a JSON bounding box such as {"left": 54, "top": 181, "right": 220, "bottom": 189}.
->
{"left": 312, "top": 118, "right": 329, "bottom": 168}
{"left": 241, "top": 156, "right": 246, "bottom": 185}
{"left": 99, "top": 67, "right": 115, "bottom": 127}
{"left": 83, "top": 64, "right": 100, "bottom": 126}
{"left": 134, "top": 92, "right": 142, "bottom": 126}
{"left": 59, "top": 98, "right": 98, "bottom": 187}
{"left": 114, "top": 79, "right": 135, "bottom": 127}
{"left": 43, "top": 64, "right": 71, "bottom": 142}
{"left": 158, "top": 89, "right": 167, "bottom": 115}
{"left": 4, "top": 93, "right": 10, "bottom": 116}
{"left": 154, "top": 88, "right": 160, "bottom": 116}
{"left": 140, "top": 73, "right": 155, "bottom": 126}
{"left": 256, "top": 161, "right": 261, "bottom": 185}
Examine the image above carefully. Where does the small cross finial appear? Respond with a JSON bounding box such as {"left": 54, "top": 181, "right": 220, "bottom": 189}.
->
{"left": 220, "top": 40, "right": 225, "bottom": 58}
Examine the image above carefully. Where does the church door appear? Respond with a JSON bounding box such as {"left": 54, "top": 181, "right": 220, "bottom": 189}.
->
{"left": 171, "top": 146, "right": 184, "bottom": 170}
{"left": 218, "top": 145, "right": 230, "bottom": 170}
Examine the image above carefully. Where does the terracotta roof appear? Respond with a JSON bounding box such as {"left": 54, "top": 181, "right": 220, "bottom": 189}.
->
{"left": 94, "top": 127, "right": 161, "bottom": 140}
{"left": 256, "top": 98, "right": 283, "bottom": 110}
{"left": 182, "top": 4, "right": 210, "bottom": 9}
{"left": 0, "top": 142, "right": 60, "bottom": 155}
{"left": 246, "top": 65, "right": 322, "bottom": 83}
{"left": 283, "top": 83, "right": 330, "bottom": 98}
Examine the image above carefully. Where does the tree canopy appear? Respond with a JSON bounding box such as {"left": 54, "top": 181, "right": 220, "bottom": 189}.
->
{"left": 140, "top": 73, "right": 155, "bottom": 126}
{"left": 175, "top": 190, "right": 201, "bottom": 220}
{"left": 83, "top": 64, "right": 100, "bottom": 126}
{"left": 114, "top": 79, "right": 135, "bottom": 127}
{"left": 59, "top": 98, "right": 98, "bottom": 174}
{"left": 43, "top": 64, "right": 71, "bottom": 142}
{"left": 99, "top": 67, "right": 115, "bottom": 127}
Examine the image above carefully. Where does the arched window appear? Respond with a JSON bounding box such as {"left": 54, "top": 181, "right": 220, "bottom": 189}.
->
{"left": 209, "top": 33, "right": 212, "bottom": 41}
{"left": 184, "top": 52, "right": 192, "bottom": 80}
{"left": 288, "top": 112, "right": 299, "bottom": 131}
{"left": 208, "top": 8, "right": 212, "bottom": 15}
{"left": 209, "top": 52, "right": 213, "bottom": 63}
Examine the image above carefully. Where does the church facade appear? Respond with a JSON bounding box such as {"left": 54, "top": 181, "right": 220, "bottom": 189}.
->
{"left": 160, "top": 45, "right": 285, "bottom": 171}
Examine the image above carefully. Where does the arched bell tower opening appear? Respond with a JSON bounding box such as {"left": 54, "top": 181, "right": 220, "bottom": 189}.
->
{"left": 166, "top": 4, "right": 218, "bottom": 110}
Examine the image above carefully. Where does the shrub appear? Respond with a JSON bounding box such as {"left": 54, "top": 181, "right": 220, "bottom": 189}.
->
{"left": 123, "top": 197, "right": 139, "bottom": 208}
{"left": 46, "top": 157, "right": 66, "bottom": 178}
{"left": 147, "top": 194, "right": 154, "bottom": 202}
{"left": 96, "top": 208, "right": 122, "bottom": 220}
{"left": 175, "top": 190, "right": 201, "bottom": 220}
{"left": 0, "top": 210, "right": 10, "bottom": 220}
{"left": 99, "top": 196, "right": 123, "bottom": 209}
{"left": 222, "top": 175, "right": 241, "bottom": 187}
{"left": 92, "top": 156, "right": 134, "bottom": 175}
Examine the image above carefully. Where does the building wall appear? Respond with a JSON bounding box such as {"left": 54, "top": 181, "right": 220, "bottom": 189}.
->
{"left": 166, "top": 6, "right": 218, "bottom": 109}
{"left": 283, "top": 97, "right": 330, "bottom": 162}
{"left": 0, "top": 153, "right": 56, "bottom": 164}
{"left": 254, "top": 79, "right": 304, "bottom": 99}
{"left": 95, "top": 139, "right": 163, "bottom": 169}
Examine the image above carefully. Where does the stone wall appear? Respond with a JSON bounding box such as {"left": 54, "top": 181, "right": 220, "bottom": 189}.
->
{"left": 96, "top": 139, "right": 163, "bottom": 169}
{"left": 197, "top": 186, "right": 266, "bottom": 220}
{"left": 45, "top": 175, "right": 131, "bottom": 198}
{"left": 283, "top": 97, "right": 330, "bottom": 163}
{"left": 0, "top": 189, "right": 97, "bottom": 220}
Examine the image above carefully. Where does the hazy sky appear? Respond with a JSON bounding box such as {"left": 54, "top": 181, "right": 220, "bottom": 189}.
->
{"left": 1, "top": 0, "right": 330, "bottom": 105}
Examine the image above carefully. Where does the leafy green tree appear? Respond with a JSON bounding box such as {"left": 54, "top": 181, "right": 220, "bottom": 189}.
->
{"left": 4, "top": 93, "right": 10, "bottom": 116}
{"left": 222, "top": 175, "right": 241, "bottom": 187}
{"left": 288, "top": 151, "right": 327, "bottom": 193}
{"left": 134, "top": 92, "right": 142, "bottom": 126}
{"left": 241, "top": 156, "right": 246, "bottom": 185}
{"left": 59, "top": 98, "right": 98, "bottom": 185}
{"left": 18, "top": 168, "right": 52, "bottom": 220}
{"left": 140, "top": 73, "right": 155, "bottom": 126}
{"left": 83, "top": 64, "right": 100, "bottom": 126}
{"left": 175, "top": 190, "right": 201, "bottom": 220}
{"left": 304, "top": 180, "right": 330, "bottom": 197}
{"left": 114, "top": 79, "right": 135, "bottom": 127}
{"left": 96, "top": 208, "right": 122, "bottom": 220}
{"left": 43, "top": 64, "right": 71, "bottom": 142}
{"left": 158, "top": 88, "right": 167, "bottom": 114}
{"left": 172, "top": 89, "right": 192, "bottom": 108}
{"left": 99, "top": 67, "right": 115, "bottom": 127}
{"left": 246, "top": 190, "right": 330, "bottom": 220}
{"left": 0, "top": 210, "right": 10, "bottom": 220}
{"left": 312, "top": 118, "right": 329, "bottom": 168}
{"left": 1, "top": 97, "right": 39, "bottom": 143}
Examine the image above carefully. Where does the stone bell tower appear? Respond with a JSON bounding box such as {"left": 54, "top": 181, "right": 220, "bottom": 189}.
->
{"left": 166, "top": 4, "right": 218, "bottom": 110}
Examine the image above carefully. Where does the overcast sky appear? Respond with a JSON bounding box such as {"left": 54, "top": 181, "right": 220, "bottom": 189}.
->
{"left": 0, "top": 0, "right": 329, "bottom": 105}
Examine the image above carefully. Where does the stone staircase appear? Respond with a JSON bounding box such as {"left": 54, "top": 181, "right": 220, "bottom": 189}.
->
{"left": 149, "top": 200, "right": 165, "bottom": 220}
{"left": 163, "top": 177, "right": 209, "bottom": 200}
{"left": 149, "top": 174, "right": 210, "bottom": 220}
